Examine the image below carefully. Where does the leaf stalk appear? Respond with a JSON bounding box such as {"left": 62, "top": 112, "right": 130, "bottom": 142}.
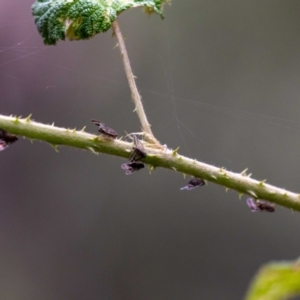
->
{"left": 112, "top": 20, "right": 161, "bottom": 147}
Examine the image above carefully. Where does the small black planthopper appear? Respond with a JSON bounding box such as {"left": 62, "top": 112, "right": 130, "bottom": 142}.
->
{"left": 121, "top": 161, "right": 145, "bottom": 175}
{"left": 180, "top": 178, "right": 205, "bottom": 191}
{"left": 246, "top": 198, "right": 275, "bottom": 212}
{"left": 0, "top": 129, "right": 18, "bottom": 151}
{"left": 129, "top": 134, "right": 147, "bottom": 162}
{"left": 91, "top": 119, "right": 117, "bottom": 138}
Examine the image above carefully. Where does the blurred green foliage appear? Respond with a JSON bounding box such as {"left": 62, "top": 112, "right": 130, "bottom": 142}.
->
{"left": 245, "top": 258, "right": 300, "bottom": 300}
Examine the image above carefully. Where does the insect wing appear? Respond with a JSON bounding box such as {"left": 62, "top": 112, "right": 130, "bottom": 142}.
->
{"left": 180, "top": 178, "right": 205, "bottom": 190}
{"left": 0, "top": 140, "right": 8, "bottom": 151}
{"left": 103, "top": 125, "right": 117, "bottom": 138}
{"left": 246, "top": 198, "right": 275, "bottom": 213}
{"left": 130, "top": 148, "right": 146, "bottom": 162}
{"left": 91, "top": 120, "right": 117, "bottom": 138}
{"left": 246, "top": 198, "right": 260, "bottom": 212}
{"left": 0, "top": 129, "right": 18, "bottom": 152}
{"left": 129, "top": 135, "right": 147, "bottom": 162}
{"left": 180, "top": 184, "right": 198, "bottom": 191}
{"left": 121, "top": 162, "right": 144, "bottom": 175}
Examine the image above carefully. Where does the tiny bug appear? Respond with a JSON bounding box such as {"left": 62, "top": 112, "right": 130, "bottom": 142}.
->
{"left": 246, "top": 198, "right": 275, "bottom": 212}
{"left": 91, "top": 119, "right": 117, "bottom": 139}
{"left": 129, "top": 134, "right": 147, "bottom": 162}
{"left": 0, "top": 129, "right": 18, "bottom": 151}
{"left": 180, "top": 178, "right": 205, "bottom": 191}
{"left": 121, "top": 162, "right": 145, "bottom": 175}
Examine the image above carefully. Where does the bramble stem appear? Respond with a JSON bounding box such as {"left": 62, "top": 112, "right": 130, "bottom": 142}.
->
{"left": 112, "top": 20, "right": 161, "bottom": 146}
{"left": 1, "top": 114, "right": 300, "bottom": 212}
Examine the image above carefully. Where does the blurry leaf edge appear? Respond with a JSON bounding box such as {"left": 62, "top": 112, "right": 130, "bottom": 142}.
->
{"left": 245, "top": 258, "right": 300, "bottom": 300}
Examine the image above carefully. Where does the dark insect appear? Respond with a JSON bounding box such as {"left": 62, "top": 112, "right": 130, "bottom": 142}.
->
{"left": 0, "top": 129, "right": 18, "bottom": 151}
{"left": 129, "top": 134, "right": 147, "bottom": 162}
{"left": 180, "top": 178, "right": 205, "bottom": 191}
{"left": 91, "top": 119, "right": 117, "bottom": 139}
{"left": 246, "top": 198, "right": 275, "bottom": 212}
{"left": 121, "top": 162, "right": 145, "bottom": 175}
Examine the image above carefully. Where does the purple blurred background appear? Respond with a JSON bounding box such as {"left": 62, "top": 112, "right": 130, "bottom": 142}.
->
{"left": 1, "top": 1, "right": 300, "bottom": 299}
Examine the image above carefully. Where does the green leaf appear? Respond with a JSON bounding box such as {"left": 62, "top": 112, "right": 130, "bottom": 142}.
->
{"left": 32, "top": 0, "right": 169, "bottom": 45}
{"left": 245, "top": 258, "right": 300, "bottom": 300}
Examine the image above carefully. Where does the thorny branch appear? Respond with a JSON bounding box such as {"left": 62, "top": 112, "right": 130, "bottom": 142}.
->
{"left": 1, "top": 114, "right": 300, "bottom": 212}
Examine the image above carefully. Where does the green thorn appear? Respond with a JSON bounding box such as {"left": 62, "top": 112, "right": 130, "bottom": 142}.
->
{"left": 51, "top": 144, "right": 59, "bottom": 152}
{"left": 87, "top": 147, "right": 98, "bottom": 155}
{"left": 25, "top": 114, "right": 32, "bottom": 122}
{"left": 149, "top": 165, "right": 156, "bottom": 171}
{"left": 183, "top": 173, "right": 186, "bottom": 179}
{"left": 13, "top": 117, "right": 20, "bottom": 124}
{"left": 238, "top": 193, "right": 243, "bottom": 199}
{"left": 240, "top": 168, "right": 248, "bottom": 176}
{"left": 283, "top": 193, "right": 288, "bottom": 197}
{"left": 258, "top": 179, "right": 266, "bottom": 187}
{"left": 90, "top": 136, "right": 99, "bottom": 142}
{"left": 171, "top": 167, "right": 177, "bottom": 172}
{"left": 51, "top": 122, "right": 55, "bottom": 126}
{"left": 172, "top": 147, "right": 180, "bottom": 156}
{"left": 80, "top": 126, "right": 86, "bottom": 132}
{"left": 225, "top": 188, "right": 229, "bottom": 192}
{"left": 221, "top": 172, "right": 229, "bottom": 178}
{"left": 248, "top": 190, "right": 257, "bottom": 198}
{"left": 147, "top": 165, "right": 154, "bottom": 174}
{"left": 72, "top": 128, "right": 76, "bottom": 133}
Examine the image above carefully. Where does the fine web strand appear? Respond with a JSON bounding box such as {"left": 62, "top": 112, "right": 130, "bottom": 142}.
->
{"left": 146, "top": 90, "right": 300, "bottom": 134}
{"left": 164, "top": 28, "right": 191, "bottom": 157}
{"left": 1, "top": 29, "right": 300, "bottom": 163}
{"left": 2, "top": 36, "right": 299, "bottom": 131}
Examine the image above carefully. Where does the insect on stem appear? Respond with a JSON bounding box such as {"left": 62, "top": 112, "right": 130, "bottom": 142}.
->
{"left": 180, "top": 178, "right": 206, "bottom": 191}
{"left": 0, "top": 128, "right": 18, "bottom": 151}
{"left": 129, "top": 134, "right": 147, "bottom": 162}
{"left": 91, "top": 120, "right": 117, "bottom": 139}
{"left": 246, "top": 198, "right": 275, "bottom": 212}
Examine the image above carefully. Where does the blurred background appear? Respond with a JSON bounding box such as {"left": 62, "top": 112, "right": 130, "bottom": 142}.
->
{"left": 1, "top": 1, "right": 300, "bottom": 299}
